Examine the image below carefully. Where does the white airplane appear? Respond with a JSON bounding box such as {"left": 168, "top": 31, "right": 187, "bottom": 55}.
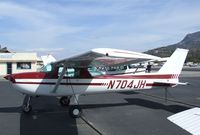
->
{"left": 4, "top": 48, "right": 188, "bottom": 118}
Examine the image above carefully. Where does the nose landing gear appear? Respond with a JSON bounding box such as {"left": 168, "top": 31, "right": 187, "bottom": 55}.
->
{"left": 68, "top": 94, "right": 82, "bottom": 118}
{"left": 69, "top": 105, "right": 82, "bottom": 118}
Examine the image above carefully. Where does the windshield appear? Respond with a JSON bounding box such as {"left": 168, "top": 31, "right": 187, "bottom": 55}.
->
{"left": 41, "top": 64, "right": 53, "bottom": 72}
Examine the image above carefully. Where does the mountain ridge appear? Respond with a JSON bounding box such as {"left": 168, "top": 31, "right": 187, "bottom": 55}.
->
{"left": 145, "top": 31, "right": 200, "bottom": 62}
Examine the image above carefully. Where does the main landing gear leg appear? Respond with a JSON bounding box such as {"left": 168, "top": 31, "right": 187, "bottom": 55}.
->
{"left": 69, "top": 94, "right": 82, "bottom": 118}
{"left": 22, "top": 96, "right": 32, "bottom": 113}
{"left": 165, "top": 87, "right": 168, "bottom": 103}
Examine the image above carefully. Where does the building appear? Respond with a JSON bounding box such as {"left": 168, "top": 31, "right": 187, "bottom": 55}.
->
{"left": 0, "top": 53, "right": 42, "bottom": 76}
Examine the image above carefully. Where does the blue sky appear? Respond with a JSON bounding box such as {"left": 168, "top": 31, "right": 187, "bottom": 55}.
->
{"left": 1, "top": 0, "right": 200, "bottom": 59}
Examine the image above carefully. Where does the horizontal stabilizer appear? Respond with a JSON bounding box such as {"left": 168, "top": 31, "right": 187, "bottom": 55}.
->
{"left": 154, "top": 81, "right": 189, "bottom": 87}
{"left": 168, "top": 107, "right": 200, "bottom": 135}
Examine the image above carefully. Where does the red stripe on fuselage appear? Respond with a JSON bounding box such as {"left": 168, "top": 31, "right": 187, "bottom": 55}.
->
{"left": 14, "top": 82, "right": 176, "bottom": 88}
{"left": 95, "top": 74, "right": 178, "bottom": 79}
{"left": 14, "top": 82, "right": 103, "bottom": 86}
{"left": 10, "top": 72, "right": 178, "bottom": 80}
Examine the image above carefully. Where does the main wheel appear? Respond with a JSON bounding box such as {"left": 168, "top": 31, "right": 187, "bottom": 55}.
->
{"left": 22, "top": 104, "right": 32, "bottom": 113}
{"left": 69, "top": 105, "right": 82, "bottom": 118}
{"left": 59, "top": 96, "right": 70, "bottom": 106}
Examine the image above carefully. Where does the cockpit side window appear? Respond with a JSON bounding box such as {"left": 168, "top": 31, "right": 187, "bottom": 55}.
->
{"left": 58, "top": 67, "right": 93, "bottom": 78}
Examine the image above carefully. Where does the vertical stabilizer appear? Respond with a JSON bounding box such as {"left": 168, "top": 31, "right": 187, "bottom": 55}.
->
{"left": 158, "top": 48, "right": 189, "bottom": 75}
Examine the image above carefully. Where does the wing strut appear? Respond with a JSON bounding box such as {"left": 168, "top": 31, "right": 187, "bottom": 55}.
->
{"left": 51, "top": 64, "right": 67, "bottom": 93}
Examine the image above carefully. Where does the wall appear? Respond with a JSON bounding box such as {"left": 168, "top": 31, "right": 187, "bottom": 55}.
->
{"left": 0, "top": 63, "right": 7, "bottom": 76}
{"left": 12, "top": 62, "right": 37, "bottom": 74}
{"left": 0, "top": 62, "right": 38, "bottom": 76}
{"left": 0, "top": 52, "right": 42, "bottom": 76}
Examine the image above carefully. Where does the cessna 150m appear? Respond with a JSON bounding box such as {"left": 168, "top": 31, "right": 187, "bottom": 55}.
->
{"left": 4, "top": 48, "right": 188, "bottom": 118}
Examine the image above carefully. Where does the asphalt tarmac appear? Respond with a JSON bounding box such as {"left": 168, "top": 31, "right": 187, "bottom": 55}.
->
{"left": 0, "top": 71, "right": 199, "bottom": 135}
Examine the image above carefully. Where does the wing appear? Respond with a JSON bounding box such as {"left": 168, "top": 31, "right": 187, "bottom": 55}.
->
{"left": 168, "top": 108, "right": 200, "bottom": 135}
{"left": 54, "top": 48, "right": 162, "bottom": 67}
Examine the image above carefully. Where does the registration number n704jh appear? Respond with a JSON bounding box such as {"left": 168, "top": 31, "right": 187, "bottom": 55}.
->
{"left": 107, "top": 80, "right": 146, "bottom": 89}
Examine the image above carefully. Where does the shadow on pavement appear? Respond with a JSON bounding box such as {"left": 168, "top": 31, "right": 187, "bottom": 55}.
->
{"left": 20, "top": 96, "right": 78, "bottom": 135}
{"left": 0, "top": 96, "right": 78, "bottom": 135}
{"left": 125, "top": 98, "right": 190, "bottom": 113}
{"left": 0, "top": 96, "right": 190, "bottom": 135}
{"left": 80, "top": 98, "right": 190, "bottom": 114}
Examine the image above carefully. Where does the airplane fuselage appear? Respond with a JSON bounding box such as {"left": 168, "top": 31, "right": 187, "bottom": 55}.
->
{"left": 6, "top": 72, "right": 178, "bottom": 96}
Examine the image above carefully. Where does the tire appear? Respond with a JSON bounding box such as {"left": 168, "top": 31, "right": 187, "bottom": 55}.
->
{"left": 69, "top": 105, "right": 82, "bottom": 118}
{"left": 59, "top": 97, "right": 70, "bottom": 106}
{"left": 22, "top": 104, "right": 32, "bottom": 113}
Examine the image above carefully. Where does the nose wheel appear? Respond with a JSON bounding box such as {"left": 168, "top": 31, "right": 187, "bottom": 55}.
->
{"left": 69, "top": 105, "right": 82, "bottom": 118}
